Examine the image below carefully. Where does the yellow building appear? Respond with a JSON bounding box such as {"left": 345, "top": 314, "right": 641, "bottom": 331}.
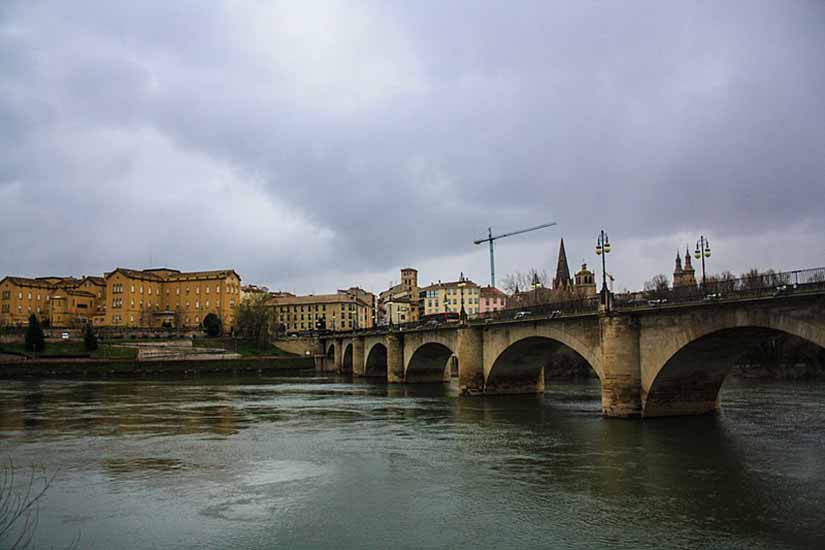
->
{"left": 422, "top": 273, "right": 481, "bottom": 317}
{"left": 2, "top": 268, "right": 241, "bottom": 330}
{"left": 0, "top": 275, "right": 107, "bottom": 328}
{"left": 103, "top": 268, "right": 241, "bottom": 330}
{"left": 378, "top": 268, "right": 421, "bottom": 324}
{"left": 268, "top": 288, "right": 375, "bottom": 333}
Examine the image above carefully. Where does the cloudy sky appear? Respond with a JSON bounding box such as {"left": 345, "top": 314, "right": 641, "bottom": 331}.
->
{"left": 2, "top": 1, "right": 824, "bottom": 294}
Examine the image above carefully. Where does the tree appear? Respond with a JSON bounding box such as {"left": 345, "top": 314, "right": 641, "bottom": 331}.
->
{"left": 234, "top": 293, "right": 274, "bottom": 347}
{"left": 0, "top": 458, "right": 58, "bottom": 550}
{"left": 83, "top": 324, "right": 98, "bottom": 352}
{"left": 202, "top": 313, "right": 223, "bottom": 338}
{"left": 24, "top": 315, "right": 44, "bottom": 354}
{"left": 644, "top": 274, "right": 670, "bottom": 298}
{"left": 501, "top": 269, "right": 550, "bottom": 294}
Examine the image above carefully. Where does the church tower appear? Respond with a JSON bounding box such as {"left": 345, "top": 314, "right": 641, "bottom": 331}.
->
{"left": 553, "top": 239, "right": 573, "bottom": 290}
{"left": 673, "top": 246, "right": 697, "bottom": 288}
{"left": 681, "top": 245, "right": 697, "bottom": 287}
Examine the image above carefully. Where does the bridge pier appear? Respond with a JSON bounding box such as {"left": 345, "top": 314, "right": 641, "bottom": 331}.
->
{"left": 386, "top": 333, "right": 404, "bottom": 383}
{"left": 600, "top": 315, "right": 642, "bottom": 418}
{"left": 458, "top": 326, "right": 484, "bottom": 395}
{"left": 352, "top": 337, "right": 365, "bottom": 377}
{"left": 333, "top": 338, "right": 343, "bottom": 373}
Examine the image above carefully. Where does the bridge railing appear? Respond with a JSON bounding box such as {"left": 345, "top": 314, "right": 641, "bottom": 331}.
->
{"left": 613, "top": 266, "right": 825, "bottom": 310}
{"left": 470, "top": 295, "right": 602, "bottom": 324}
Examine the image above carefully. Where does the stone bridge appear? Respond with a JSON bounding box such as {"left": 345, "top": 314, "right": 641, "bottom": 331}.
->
{"left": 319, "top": 291, "right": 825, "bottom": 418}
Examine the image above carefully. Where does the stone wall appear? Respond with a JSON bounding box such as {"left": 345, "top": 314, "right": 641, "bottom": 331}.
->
{"left": 272, "top": 336, "right": 321, "bottom": 357}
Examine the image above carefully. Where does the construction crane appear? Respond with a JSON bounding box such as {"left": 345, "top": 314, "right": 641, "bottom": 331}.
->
{"left": 474, "top": 222, "right": 557, "bottom": 288}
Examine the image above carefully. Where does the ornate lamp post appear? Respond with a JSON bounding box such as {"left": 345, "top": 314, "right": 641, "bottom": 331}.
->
{"left": 694, "top": 236, "right": 711, "bottom": 288}
{"left": 595, "top": 230, "right": 612, "bottom": 311}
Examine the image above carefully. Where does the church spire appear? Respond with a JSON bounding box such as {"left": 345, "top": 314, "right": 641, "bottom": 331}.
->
{"left": 684, "top": 245, "right": 694, "bottom": 271}
{"left": 674, "top": 249, "right": 683, "bottom": 272}
{"left": 553, "top": 238, "right": 572, "bottom": 289}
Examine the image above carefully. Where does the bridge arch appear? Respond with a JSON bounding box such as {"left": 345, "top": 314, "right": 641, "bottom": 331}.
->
{"left": 341, "top": 343, "right": 353, "bottom": 374}
{"left": 406, "top": 342, "right": 454, "bottom": 383}
{"left": 485, "top": 336, "right": 602, "bottom": 394}
{"left": 365, "top": 342, "right": 388, "bottom": 378}
{"left": 325, "top": 343, "right": 335, "bottom": 360}
{"left": 644, "top": 317, "right": 825, "bottom": 417}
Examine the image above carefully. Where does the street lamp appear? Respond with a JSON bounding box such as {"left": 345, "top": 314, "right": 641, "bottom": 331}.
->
{"left": 694, "top": 236, "right": 711, "bottom": 288}
{"left": 595, "top": 230, "right": 612, "bottom": 311}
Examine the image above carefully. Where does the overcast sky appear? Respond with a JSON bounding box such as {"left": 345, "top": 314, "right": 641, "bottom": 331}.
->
{"left": 2, "top": 1, "right": 824, "bottom": 295}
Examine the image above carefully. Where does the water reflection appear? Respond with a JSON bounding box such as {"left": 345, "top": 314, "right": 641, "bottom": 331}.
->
{"left": 0, "top": 375, "right": 823, "bottom": 549}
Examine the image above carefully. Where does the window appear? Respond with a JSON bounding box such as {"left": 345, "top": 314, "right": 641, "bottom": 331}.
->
{"left": 18, "top": 292, "right": 22, "bottom": 299}
{"left": 206, "top": 287, "right": 209, "bottom": 294}
{"left": 140, "top": 286, "right": 144, "bottom": 294}
{"left": 27, "top": 292, "right": 31, "bottom": 299}
{"left": 216, "top": 286, "right": 220, "bottom": 293}
{"left": 195, "top": 301, "right": 200, "bottom": 309}
{"left": 176, "top": 288, "right": 180, "bottom": 295}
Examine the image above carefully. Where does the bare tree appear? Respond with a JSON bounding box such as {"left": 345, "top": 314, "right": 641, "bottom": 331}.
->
{"left": 0, "top": 458, "right": 68, "bottom": 550}
{"left": 644, "top": 274, "right": 669, "bottom": 293}
{"left": 501, "top": 268, "right": 550, "bottom": 294}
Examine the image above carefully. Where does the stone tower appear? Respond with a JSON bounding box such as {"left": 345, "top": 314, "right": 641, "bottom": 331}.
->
{"left": 553, "top": 239, "right": 573, "bottom": 290}
{"left": 574, "top": 263, "right": 597, "bottom": 297}
{"left": 673, "top": 246, "right": 697, "bottom": 288}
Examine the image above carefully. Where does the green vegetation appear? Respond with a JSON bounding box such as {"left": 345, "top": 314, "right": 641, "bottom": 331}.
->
{"left": 234, "top": 293, "right": 274, "bottom": 346}
{"left": 203, "top": 313, "right": 223, "bottom": 337}
{"left": 84, "top": 324, "right": 98, "bottom": 352}
{"left": 0, "top": 341, "right": 138, "bottom": 360}
{"left": 24, "top": 314, "right": 45, "bottom": 353}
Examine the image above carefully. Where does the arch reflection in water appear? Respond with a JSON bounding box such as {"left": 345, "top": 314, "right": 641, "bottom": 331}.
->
{"left": 644, "top": 326, "right": 825, "bottom": 417}
{"left": 486, "top": 336, "right": 601, "bottom": 395}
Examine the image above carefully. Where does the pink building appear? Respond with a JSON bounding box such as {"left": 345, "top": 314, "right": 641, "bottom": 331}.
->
{"left": 479, "top": 286, "right": 508, "bottom": 314}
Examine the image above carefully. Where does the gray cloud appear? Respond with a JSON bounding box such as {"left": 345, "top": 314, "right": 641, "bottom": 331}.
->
{"left": 1, "top": 1, "right": 824, "bottom": 293}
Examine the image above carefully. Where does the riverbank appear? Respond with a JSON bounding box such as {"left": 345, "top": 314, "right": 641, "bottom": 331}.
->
{"left": 0, "top": 355, "right": 315, "bottom": 379}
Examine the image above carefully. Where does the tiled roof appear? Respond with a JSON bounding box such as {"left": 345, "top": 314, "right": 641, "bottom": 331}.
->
{"left": 268, "top": 292, "right": 370, "bottom": 308}
{"left": 480, "top": 286, "right": 507, "bottom": 298}
{"left": 1, "top": 277, "right": 58, "bottom": 289}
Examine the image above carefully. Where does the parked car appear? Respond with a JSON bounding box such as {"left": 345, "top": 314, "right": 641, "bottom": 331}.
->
{"left": 61, "top": 332, "right": 70, "bottom": 340}
{"left": 547, "top": 310, "right": 562, "bottom": 319}
{"left": 513, "top": 311, "right": 531, "bottom": 320}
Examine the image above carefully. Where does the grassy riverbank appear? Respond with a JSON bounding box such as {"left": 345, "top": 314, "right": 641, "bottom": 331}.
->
{"left": 0, "top": 341, "right": 138, "bottom": 359}
{"left": 0, "top": 354, "right": 315, "bottom": 378}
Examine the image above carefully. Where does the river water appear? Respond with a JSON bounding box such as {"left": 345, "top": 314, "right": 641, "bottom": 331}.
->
{"left": 1, "top": 374, "right": 823, "bottom": 550}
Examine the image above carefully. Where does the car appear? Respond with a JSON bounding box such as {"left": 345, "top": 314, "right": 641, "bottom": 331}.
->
{"left": 61, "top": 332, "right": 70, "bottom": 340}
{"left": 547, "top": 310, "right": 562, "bottom": 319}
{"left": 513, "top": 311, "right": 531, "bottom": 320}
{"left": 647, "top": 299, "right": 667, "bottom": 307}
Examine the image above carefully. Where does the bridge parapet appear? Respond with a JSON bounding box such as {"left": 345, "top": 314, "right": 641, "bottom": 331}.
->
{"left": 316, "top": 277, "right": 825, "bottom": 419}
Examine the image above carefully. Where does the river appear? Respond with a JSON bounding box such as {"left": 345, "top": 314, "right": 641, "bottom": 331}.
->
{"left": 1, "top": 374, "right": 823, "bottom": 549}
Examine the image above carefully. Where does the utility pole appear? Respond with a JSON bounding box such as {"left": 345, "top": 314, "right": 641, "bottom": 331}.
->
{"left": 474, "top": 222, "right": 557, "bottom": 288}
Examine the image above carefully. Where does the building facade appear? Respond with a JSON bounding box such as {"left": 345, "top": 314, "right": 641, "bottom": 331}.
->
{"left": 378, "top": 268, "right": 421, "bottom": 325}
{"left": 103, "top": 268, "right": 241, "bottom": 330}
{"left": 479, "top": 286, "right": 508, "bottom": 314}
{"left": 268, "top": 288, "right": 376, "bottom": 333}
{"left": 422, "top": 273, "right": 481, "bottom": 317}
{"left": 0, "top": 276, "right": 106, "bottom": 328}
